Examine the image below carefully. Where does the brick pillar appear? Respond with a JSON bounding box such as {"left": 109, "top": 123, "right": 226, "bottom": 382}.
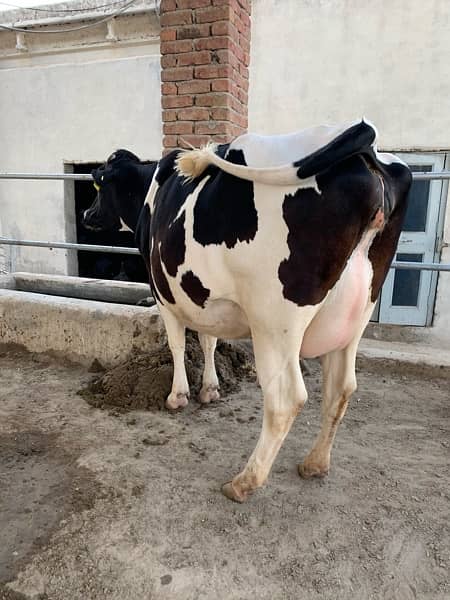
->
{"left": 160, "top": 0, "right": 251, "bottom": 152}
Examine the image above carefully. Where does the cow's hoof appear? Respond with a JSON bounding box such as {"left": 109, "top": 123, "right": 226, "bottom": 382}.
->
{"left": 166, "top": 392, "right": 189, "bottom": 410}
{"left": 199, "top": 385, "right": 220, "bottom": 404}
{"left": 221, "top": 481, "right": 248, "bottom": 503}
{"left": 298, "top": 462, "right": 329, "bottom": 479}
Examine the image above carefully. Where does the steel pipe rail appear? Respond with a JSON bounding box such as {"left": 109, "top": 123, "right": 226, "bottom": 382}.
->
{"left": 0, "top": 237, "right": 449, "bottom": 270}
{"left": 0, "top": 237, "right": 140, "bottom": 255}
{"left": 412, "top": 171, "right": 450, "bottom": 180}
{"left": 390, "top": 261, "right": 450, "bottom": 272}
{"left": 0, "top": 169, "right": 449, "bottom": 270}
{"left": 1, "top": 172, "right": 450, "bottom": 181}
{"left": 0, "top": 173, "right": 93, "bottom": 181}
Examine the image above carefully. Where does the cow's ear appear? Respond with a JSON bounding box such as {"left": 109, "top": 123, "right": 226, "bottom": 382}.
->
{"left": 92, "top": 166, "right": 114, "bottom": 186}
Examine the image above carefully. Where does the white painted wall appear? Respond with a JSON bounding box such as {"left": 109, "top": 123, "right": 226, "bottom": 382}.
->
{"left": 249, "top": 0, "right": 450, "bottom": 344}
{"left": 0, "top": 12, "right": 161, "bottom": 275}
{"left": 249, "top": 0, "right": 450, "bottom": 149}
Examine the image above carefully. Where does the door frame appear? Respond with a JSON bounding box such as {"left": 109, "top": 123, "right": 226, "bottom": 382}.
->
{"left": 377, "top": 152, "right": 448, "bottom": 326}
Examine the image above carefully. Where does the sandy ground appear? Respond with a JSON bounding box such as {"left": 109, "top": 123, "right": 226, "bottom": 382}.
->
{"left": 0, "top": 346, "right": 449, "bottom": 600}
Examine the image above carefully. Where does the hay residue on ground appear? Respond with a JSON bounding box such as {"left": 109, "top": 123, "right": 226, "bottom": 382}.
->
{"left": 79, "top": 332, "right": 256, "bottom": 411}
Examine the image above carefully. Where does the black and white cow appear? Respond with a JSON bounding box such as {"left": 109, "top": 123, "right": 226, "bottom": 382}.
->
{"left": 84, "top": 120, "right": 411, "bottom": 502}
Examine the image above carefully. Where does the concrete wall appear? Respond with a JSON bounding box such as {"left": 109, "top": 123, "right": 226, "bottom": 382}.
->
{"left": 249, "top": 0, "right": 450, "bottom": 149}
{"left": 249, "top": 0, "right": 450, "bottom": 345}
{"left": 0, "top": 6, "right": 162, "bottom": 275}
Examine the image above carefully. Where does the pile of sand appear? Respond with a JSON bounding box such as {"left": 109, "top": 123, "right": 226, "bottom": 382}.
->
{"left": 79, "top": 332, "right": 255, "bottom": 411}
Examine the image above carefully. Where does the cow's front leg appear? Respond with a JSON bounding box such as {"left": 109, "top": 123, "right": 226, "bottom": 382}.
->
{"left": 159, "top": 306, "right": 190, "bottom": 410}
{"left": 198, "top": 333, "right": 220, "bottom": 404}
{"left": 222, "top": 331, "right": 307, "bottom": 502}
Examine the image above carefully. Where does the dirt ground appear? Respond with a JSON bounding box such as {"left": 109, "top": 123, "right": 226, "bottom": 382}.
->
{"left": 0, "top": 344, "right": 449, "bottom": 600}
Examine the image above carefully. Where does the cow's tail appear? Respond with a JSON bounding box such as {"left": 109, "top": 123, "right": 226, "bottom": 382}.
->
{"left": 175, "top": 120, "right": 378, "bottom": 186}
{"left": 175, "top": 143, "right": 305, "bottom": 186}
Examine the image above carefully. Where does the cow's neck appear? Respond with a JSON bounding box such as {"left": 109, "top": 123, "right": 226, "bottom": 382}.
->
{"left": 120, "top": 162, "right": 156, "bottom": 232}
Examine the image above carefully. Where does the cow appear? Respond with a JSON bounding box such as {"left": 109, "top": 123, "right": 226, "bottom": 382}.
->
{"left": 83, "top": 120, "right": 411, "bottom": 503}
{"left": 82, "top": 150, "right": 156, "bottom": 284}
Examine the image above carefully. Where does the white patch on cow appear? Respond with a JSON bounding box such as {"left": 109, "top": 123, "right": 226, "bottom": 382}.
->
{"left": 145, "top": 164, "right": 160, "bottom": 212}
{"left": 374, "top": 148, "right": 409, "bottom": 167}
{"left": 120, "top": 218, "right": 133, "bottom": 233}
{"left": 231, "top": 119, "right": 365, "bottom": 167}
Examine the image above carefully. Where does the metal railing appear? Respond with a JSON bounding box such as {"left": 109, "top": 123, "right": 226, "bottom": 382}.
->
{"left": 0, "top": 170, "right": 449, "bottom": 272}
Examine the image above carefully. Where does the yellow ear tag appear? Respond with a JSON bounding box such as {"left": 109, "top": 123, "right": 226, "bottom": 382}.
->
{"left": 93, "top": 182, "right": 100, "bottom": 192}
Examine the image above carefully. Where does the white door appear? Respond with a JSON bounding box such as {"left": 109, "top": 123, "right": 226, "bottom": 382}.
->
{"left": 378, "top": 153, "right": 447, "bottom": 326}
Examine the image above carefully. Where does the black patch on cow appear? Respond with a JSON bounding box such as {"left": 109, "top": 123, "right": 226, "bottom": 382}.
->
{"left": 368, "top": 161, "right": 412, "bottom": 301}
{"left": 160, "top": 211, "right": 186, "bottom": 277}
{"left": 135, "top": 202, "right": 162, "bottom": 303}
{"left": 294, "top": 121, "right": 377, "bottom": 179}
{"left": 155, "top": 150, "right": 180, "bottom": 186}
{"left": 151, "top": 243, "right": 175, "bottom": 305}
{"left": 278, "top": 155, "right": 382, "bottom": 306}
{"left": 149, "top": 151, "right": 200, "bottom": 304}
{"left": 193, "top": 149, "right": 257, "bottom": 248}
{"left": 181, "top": 270, "right": 210, "bottom": 307}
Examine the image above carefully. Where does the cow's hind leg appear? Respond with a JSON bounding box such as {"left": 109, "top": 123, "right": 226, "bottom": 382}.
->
{"left": 159, "top": 306, "right": 190, "bottom": 410}
{"left": 299, "top": 304, "right": 374, "bottom": 478}
{"left": 198, "top": 333, "right": 220, "bottom": 404}
{"left": 222, "top": 330, "right": 307, "bottom": 502}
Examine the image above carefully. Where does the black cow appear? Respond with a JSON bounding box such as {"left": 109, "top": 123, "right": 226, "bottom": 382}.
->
{"left": 82, "top": 150, "right": 156, "bottom": 284}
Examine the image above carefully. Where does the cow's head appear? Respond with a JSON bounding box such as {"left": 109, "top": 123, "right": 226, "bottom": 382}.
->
{"left": 83, "top": 149, "right": 150, "bottom": 233}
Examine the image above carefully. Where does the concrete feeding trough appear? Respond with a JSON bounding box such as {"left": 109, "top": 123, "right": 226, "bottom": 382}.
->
{"left": 0, "top": 272, "right": 163, "bottom": 367}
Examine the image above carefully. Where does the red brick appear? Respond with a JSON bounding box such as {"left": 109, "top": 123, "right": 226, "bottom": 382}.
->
{"left": 231, "top": 69, "right": 247, "bottom": 90}
{"left": 161, "top": 82, "right": 178, "bottom": 95}
{"left": 162, "top": 95, "right": 193, "bottom": 108}
{"left": 161, "top": 66, "right": 194, "bottom": 82}
{"left": 194, "top": 36, "right": 230, "bottom": 50}
{"left": 161, "top": 54, "right": 177, "bottom": 68}
{"left": 178, "top": 134, "right": 211, "bottom": 148}
{"left": 211, "top": 78, "right": 231, "bottom": 92}
{"left": 195, "top": 5, "right": 229, "bottom": 23}
{"left": 176, "top": 0, "right": 211, "bottom": 8}
{"left": 164, "top": 121, "right": 194, "bottom": 134}
{"left": 194, "top": 92, "right": 229, "bottom": 106}
{"left": 176, "top": 24, "right": 211, "bottom": 39}
{"left": 239, "top": 34, "right": 250, "bottom": 53}
{"left": 177, "top": 107, "right": 211, "bottom": 120}
{"left": 239, "top": 63, "right": 249, "bottom": 79}
{"left": 213, "top": 134, "right": 232, "bottom": 143}
{"left": 228, "top": 109, "right": 247, "bottom": 128}
{"left": 211, "top": 20, "right": 229, "bottom": 36}
{"left": 194, "top": 64, "right": 232, "bottom": 79}
{"left": 230, "top": 95, "right": 243, "bottom": 113}
{"left": 210, "top": 107, "right": 230, "bottom": 120}
{"left": 176, "top": 50, "right": 211, "bottom": 66}
{"left": 237, "top": 87, "right": 248, "bottom": 104}
{"left": 160, "top": 0, "right": 176, "bottom": 11}
{"left": 160, "top": 28, "right": 177, "bottom": 41}
{"left": 162, "top": 109, "right": 178, "bottom": 121}
{"left": 160, "top": 9, "right": 193, "bottom": 27}
{"left": 177, "top": 79, "right": 210, "bottom": 94}
{"left": 195, "top": 120, "right": 228, "bottom": 135}
{"left": 163, "top": 135, "right": 179, "bottom": 148}
{"left": 213, "top": 48, "right": 233, "bottom": 65}
{"left": 161, "top": 39, "right": 193, "bottom": 54}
